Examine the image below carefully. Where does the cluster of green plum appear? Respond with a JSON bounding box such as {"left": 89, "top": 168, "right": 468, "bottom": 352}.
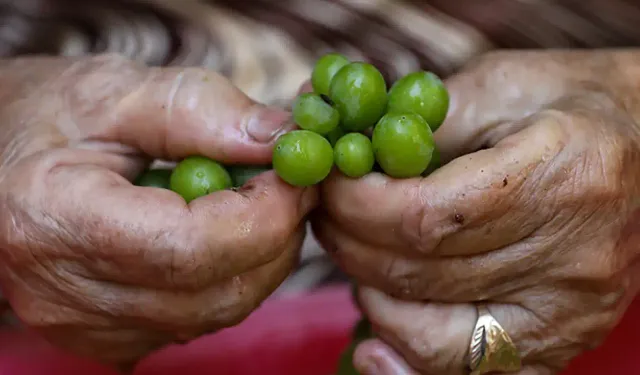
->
{"left": 274, "top": 52, "right": 449, "bottom": 188}
{"left": 134, "top": 52, "right": 448, "bottom": 204}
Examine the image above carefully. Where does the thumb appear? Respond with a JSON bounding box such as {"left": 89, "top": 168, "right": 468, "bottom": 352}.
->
{"left": 434, "top": 52, "right": 576, "bottom": 164}
{"left": 88, "top": 55, "right": 293, "bottom": 164}
{"left": 433, "top": 72, "right": 529, "bottom": 164}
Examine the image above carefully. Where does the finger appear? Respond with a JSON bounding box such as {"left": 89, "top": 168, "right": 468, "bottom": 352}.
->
{"left": 63, "top": 54, "right": 294, "bottom": 165}
{"left": 354, "top": 340, "right": 553, "bottom": 375}
{"left": 433, "top": 69, "right": 530, "bottom": 163}
{"left": 168, "top": 225, "right": 304, "bottom": 332}
{"left": 434, "top": 51, "right": 582, "bottom": 163}
{"left": 321, "top": 115, "right": 563, "bottom": 256}
{"left": 354, "top": 339, "right": 419, "bottom": 375}
{"left": 312, "top": 218, "right": 537, "bottom": 301}
{"left": 27, "top": 148, "right": 317, "bottom": 290}
{"left": 53, "top": 225, "right": 303, "bottom": 333}
{"left": 5, "top": 223, "right": 302, "bottom": 350}
{"left": 358, "top": 287, "right": 544, "bottom": 375}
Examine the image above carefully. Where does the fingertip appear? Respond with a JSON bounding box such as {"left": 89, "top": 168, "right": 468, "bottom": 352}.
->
{"left": 321, "top": 170, "right": 390, "bottom": 204}
{"left": 353, "top": 339, "right": 387, "bottom": 374}
{"left": 354, "top": 339, "right": 417, "bottom": 375}
{"left": 321, "top": 171, "right": 414, "bottom": 231}
{"left": 245, "top": 105, "right": 295, "bottom": 144}
{"left": 116, "top": 66, "right": 295, "bottom": 165}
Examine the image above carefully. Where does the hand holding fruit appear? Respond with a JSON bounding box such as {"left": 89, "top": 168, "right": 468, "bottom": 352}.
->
{"left": 0, "top": 54, "right": 317, "bottom": 368}
{"left": 313, "top": 50, "right": 640, "bottom": 374}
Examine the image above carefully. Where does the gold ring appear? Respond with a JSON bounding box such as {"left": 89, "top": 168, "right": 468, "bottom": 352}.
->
{"left": 468, "top": 304, "right": 522, "bottom": 375}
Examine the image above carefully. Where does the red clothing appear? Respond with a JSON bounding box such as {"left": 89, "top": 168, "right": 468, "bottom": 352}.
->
{"left": 1, "top": 285, "right": 638, "bottom": 375}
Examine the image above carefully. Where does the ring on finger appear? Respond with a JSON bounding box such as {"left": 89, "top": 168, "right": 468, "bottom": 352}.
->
{"left": 468, "top": 304, "right": 522, "bottom": 375}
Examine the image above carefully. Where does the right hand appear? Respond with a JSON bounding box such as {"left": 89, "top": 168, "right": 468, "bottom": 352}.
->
{"left": 312, "top": 50, "right": 640, "bottom": 375}
{"left": 0, "top": 54, "right": 317, "bottom": 369}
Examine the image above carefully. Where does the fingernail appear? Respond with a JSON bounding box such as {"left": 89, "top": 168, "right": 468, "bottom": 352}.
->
{"left": 246, "top": 106, "right": 293, "bottom": 143}
{"left": 360, "top": 353, "right": 412, "bottom": 375}
{"left": 363, "top": 361, "right": 382, "bottom": 375}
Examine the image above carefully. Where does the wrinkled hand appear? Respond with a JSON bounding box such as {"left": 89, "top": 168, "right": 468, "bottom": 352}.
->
{"left": 0, "top": 54, "right": 317, "bottom": 368}
{"left": 312, "top": 50, "right": 640, "bottom": 374}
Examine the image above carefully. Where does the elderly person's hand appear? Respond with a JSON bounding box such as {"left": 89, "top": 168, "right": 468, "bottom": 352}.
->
{"left": 312, "top": 50, "right": 640, "bottom": 375}
{"left": 0, "top": 54, "right": 316, "bottom": 369}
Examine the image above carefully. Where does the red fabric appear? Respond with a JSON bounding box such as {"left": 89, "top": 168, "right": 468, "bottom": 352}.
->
{"left": 0, "top": 285, "right": 638, "bottom": 375}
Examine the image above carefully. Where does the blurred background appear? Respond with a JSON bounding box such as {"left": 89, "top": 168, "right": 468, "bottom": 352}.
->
{"left": 2, "top": 0, "right": 640, "bottom": 299}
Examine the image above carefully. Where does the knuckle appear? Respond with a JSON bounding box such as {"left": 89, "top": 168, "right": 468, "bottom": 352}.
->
{"left": 528, "top": 108, "right": 627, "bottom": 212}
{"left": 399, "top": 182, "right": 449, "bottom": 254}
{"left": 168, "top": 248, "right": 202, "bottom": 289}
{"left": 559, "top": 137, "right": 625, "bottom": 207}
{"left": 159, "top": 66, "right": 247, "bottom": 110}
{"left": 165, "top": 225, "right": 214, "bottom": 290}
{"left": 246, "top": 211, "right": 298, "bottom": 263}
{"left": 382, "top": 257, "right": 421, "bottom": 299}
{"left": 209, "top": 280, "right": 257, "bottom": 328}
{"left": 167, "top": 238, "right": 217, "bottom": 290}
{"left": 158, "top": 282, "right": 258, "bottom": 333}
{"left": 56, "top": 56, "right": 145, "bottom": 131}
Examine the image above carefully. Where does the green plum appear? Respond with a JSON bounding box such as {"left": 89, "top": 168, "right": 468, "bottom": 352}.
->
{"left": 325, "top": 125, "right": 346, "bottom": 147}
{"left": 228, "top": 165, "right": 271, "bottom": 187}
{"left": 422, "top": 145, "right": 441, "bottom": 176}
{"left": 169, "top": 156, "right": 232, "bottom": 203}
{"left": 372, "top": 112, "right": 435, "bottom": 178}
{"left": 329, "top": 62, "right": 388, "bottom": 132}
{"left": 334, "top": 133, "right": 375, "bottom": 178}
{"left": 273, "top": 130, "right": 334, "bottom": 187}
{"left": 293, "top": 93, "right": 340, "bottom": 135}
{"left": 134, "top": 168, "right": 172, "bottom": 189}
{"left": 388, "top": 71, "right": 449, "bottom": 131}
{"left": 311, "top": 52, "right": 351, "bottom": 96}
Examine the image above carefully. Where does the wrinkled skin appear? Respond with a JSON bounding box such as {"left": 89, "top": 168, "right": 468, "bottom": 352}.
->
{"left": 0, "top": 54, "right": 317, "bottom": 370}
{"left": 311, "top": 50, "right": 640, "bottom": 375}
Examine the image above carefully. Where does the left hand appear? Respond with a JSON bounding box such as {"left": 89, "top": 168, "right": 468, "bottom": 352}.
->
{"left": 0, "top": 54, "right": 315, "bottom": 369}
{"left": 312, "top": 50, "right": 640, "bottom": 374}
